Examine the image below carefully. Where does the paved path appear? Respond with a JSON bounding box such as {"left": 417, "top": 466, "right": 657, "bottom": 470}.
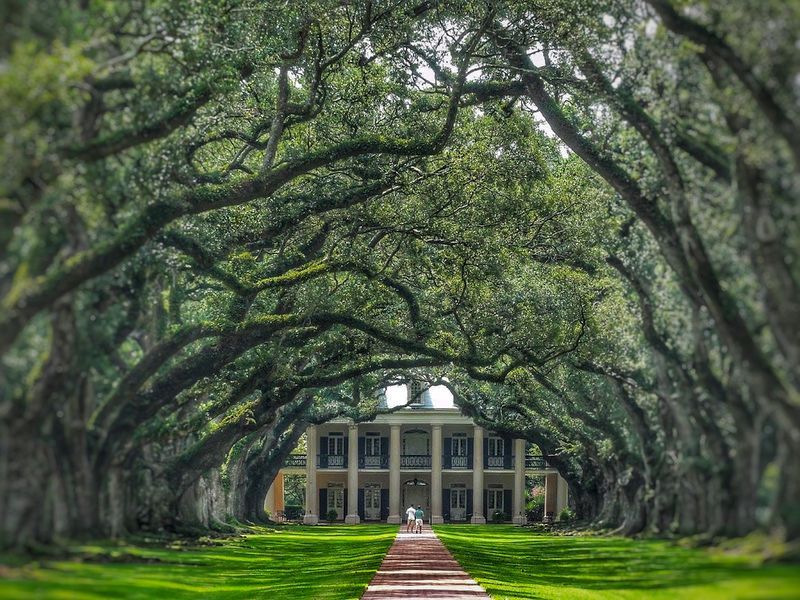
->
{"left": 362, "top": 525, "right": 490, "bottom": 599}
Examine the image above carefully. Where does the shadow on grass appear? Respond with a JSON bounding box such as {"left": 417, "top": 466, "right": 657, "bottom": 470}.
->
{"left": 0, "top": 524, "right": 398, "bottom": 599}
{"left": 434, "top": 525, "right": 800, "bottom": 597}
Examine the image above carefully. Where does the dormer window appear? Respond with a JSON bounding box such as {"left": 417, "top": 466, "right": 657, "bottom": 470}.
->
{"left": 408, "top": 380, "right": 424, "bottom": 404}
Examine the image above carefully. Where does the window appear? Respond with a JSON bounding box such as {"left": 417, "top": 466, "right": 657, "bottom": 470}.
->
{"left": 408, "top": 380, "right": 424, "bottom": 404}
{"left": 365, "top": 485, "right": 381, "bottom": 510}
{"left": 452, "top": 434, "right": 467, "bottom": 457}
{"left": 365, "top": 433, "right": 381, "bottom": 456}
{"left": 451, "top": 485, "right": 467, "bottom": 509}
{"left": 487, "top": 486, "right": 504, "bottom": 511}
{"left": 488, "top": 437, "right": 504, "bottom": 457}
{"left": 328, "top": 432, "right": 344, "bottom": 455}
{"left": 328, "top": 483, "right": 344, "bottom": 512}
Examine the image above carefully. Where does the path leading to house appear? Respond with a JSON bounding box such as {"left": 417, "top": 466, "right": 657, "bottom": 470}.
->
{"left": 362, "top": 525, "right": 489, "bottom": 599}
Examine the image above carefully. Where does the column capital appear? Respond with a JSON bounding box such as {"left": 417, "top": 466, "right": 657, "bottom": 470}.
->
{"left": 348, "top": 423, "right": 358, "bottom": 432}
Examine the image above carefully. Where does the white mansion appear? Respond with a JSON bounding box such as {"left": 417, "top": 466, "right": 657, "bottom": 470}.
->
{"left": 265, "top": 383, "right": 569, "bottom": 524}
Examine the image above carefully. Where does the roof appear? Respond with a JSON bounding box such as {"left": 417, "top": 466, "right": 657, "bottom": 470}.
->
{"left": 380, "top": 384, "right": 456, "bottom": 409}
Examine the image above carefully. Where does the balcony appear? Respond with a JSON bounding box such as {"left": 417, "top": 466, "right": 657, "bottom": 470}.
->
{"left": 318, "top": 454, "right": 346, "bottom": 469}
{"left": 359, "top": 454, "right": 389, "bottom": 469}
{"left": 486, "top": 455, "right": 513, "bottom": 470}
{"left": 525, "top": 456, "right": 549, "bottom": 469}
{"left": 283, "top": 454, "right": 307, "bottom": 468}
{"left": 285, "top": 452, "right": 549, "bottom": 470}
{"left": 401, "top": 454, "right": 431, "bottom": 469}
{"left": 444, "top": 455, "right": 472, "bottom": 469}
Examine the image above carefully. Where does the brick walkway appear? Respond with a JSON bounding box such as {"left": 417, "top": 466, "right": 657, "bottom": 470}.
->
{"left": 362, "top": 525, "right": 489, "bottom": 599}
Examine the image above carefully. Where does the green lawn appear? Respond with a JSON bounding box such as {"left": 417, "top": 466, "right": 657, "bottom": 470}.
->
{"left": 434, "top": 525, "right": 800, "bottom": 600}
{"left": 0, "top": 524, "right": 397, "bottom": 600}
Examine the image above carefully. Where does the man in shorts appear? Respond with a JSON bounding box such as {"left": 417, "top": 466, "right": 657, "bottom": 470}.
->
{"left": 414, "top": 505, "right": 424, "bottom": 533}
{"left": 405, "top": 504, "right": 417, "bottom": 532}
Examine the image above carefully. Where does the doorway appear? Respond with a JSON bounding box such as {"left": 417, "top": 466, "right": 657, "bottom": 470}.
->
{"left": 450, "top": 484, "right": 467, "bottom": 521}
{"left": 327, "top": 484, "right": 344, "bottom": 519}
{"left": 402, "top": 478, "right": 429, "bottom": 516}
{"left": 364, "top": 484, "right": 381, "bottom": 520}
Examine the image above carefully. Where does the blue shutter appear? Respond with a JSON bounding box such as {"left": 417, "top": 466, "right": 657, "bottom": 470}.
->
{"left": 343, "top": 436, "right": 348, "bottom": 456}
{"left": 503, "top": 436, "right": 513, "bottom": 469}
{"left": 319, "top": 436, "right": 328, "bottom": 468}
{"left": 442, "top": 489, "right": 451, "bottom": 522}
{"left": 444, "top": 438, "right": 452, "bottom": 469}
{"left": 483, "top": 489, "right": 488, "bottom": 519}
{"left": 503, "top": 490, "right": 512, "bottom": 519}
{"left": 358, "top": 488, "right": 365, "bottom": 520}
{"left": 319, "top": 488, "right": 327, "bottom": 516}
{"left": 380, "top": 488, "right": 390, "bottom": 520}
{"left": 467, "top": 437, "right": 474, "bottom": 470}
{"left": 483, "top": 437, "right": 489, "bottom": 465}
{"left": 381, "top": 437, "right": 389, "bottom": 468}
{"left": 343, "top": 491, "right": 348, "bottom": 519}
{"left": 466, "top": 489, "right": 473, "bottom": 519}
{"left": 358, "top": 437, "right": 365, "bottom": 468}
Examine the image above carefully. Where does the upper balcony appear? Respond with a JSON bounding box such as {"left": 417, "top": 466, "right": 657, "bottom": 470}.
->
{"left": 283, "top": 453, "right": 551, "bottom": 470}
{"left": 400, "top": 454, "right": 431, "bottom": 469}
{"left": 360, "top": 454, "right": 389, "bottom": 469}
{"left": 284, "top": 454, "right": 307, "bottom": 468}
{"left": 525, "top": 456, "right": 550, "bottom": 469}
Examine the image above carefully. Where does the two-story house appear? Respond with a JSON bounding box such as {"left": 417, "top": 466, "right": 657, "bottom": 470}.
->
{"left": 266, "top": 383, "right": 569, "bottom": 524}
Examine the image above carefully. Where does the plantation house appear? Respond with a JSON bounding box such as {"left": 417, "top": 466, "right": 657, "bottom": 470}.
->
{"left": 266, "top": 383, "right": 569, "bottom": 524}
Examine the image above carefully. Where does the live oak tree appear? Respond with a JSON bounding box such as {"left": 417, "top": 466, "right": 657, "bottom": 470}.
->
{"left": 1, "top": 0, "right": 797, "bottom": 547}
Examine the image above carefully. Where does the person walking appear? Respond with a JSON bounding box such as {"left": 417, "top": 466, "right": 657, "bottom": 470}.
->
{"left": 405, "top": 504, "right": 417, "bottom": 532}
{"left": 414, "top": 505, "right": 424, "bottom": 534}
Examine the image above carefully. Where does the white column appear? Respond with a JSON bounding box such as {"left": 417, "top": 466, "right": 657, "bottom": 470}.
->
{"left": 388, "top": 424, "right": 401, "bottom": 523}
{"left": 303, "top": 425, "right": 319, "bottom": 524}
{"left": 264, "top": 480, "right": 276, "bottom": 517}
{"left": 345, "top": 423, "right": 360, "bottom": 523}
{"left": 471, "top": 425, "right": 486, "bottom": 524}
{"left": 512, "top": 438, "right": 526, "bottom": 525}
{"left": 544, "top": 472, "right": 558, "bottom": 521}
{"left": 555, "top": 473, "right": 569, "bottom": 517}
{"left": 431, "top": 425, "right": 443, "bottom": 524}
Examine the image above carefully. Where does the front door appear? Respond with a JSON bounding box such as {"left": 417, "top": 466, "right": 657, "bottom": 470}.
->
{"left": 364, "top": 485, "right": 381, "bottom": 520}
{"left": 327, "top": 485, "right": 344, "bottom": 519}
{"left": 403, "top": 483, "right": 429, "bottom": 517}
{"left": 450, "top": 486, "right": 467, "bottom": 521}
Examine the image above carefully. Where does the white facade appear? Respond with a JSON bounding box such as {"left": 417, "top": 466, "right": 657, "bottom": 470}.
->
{"left": 270, "top": 390, "right": 568, "bottom": 525}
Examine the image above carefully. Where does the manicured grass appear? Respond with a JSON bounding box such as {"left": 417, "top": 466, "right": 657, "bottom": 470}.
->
{"left": 0, "top": 524, "right": 397, "bottom": 599}
{"left": 434, "top": 525, "right": 800, "bottom": 600}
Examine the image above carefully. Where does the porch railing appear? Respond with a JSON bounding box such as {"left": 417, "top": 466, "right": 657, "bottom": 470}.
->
{"left": 359, "top": 454, "right": 389, "bottom": 469}
{"left": 448, "top": 455, "right": 470, "bottom": 469}
{"left": 283, "top": 454, "right": 307, "bottom": 468}
{"left": 486, "top": 455, "right": 507, "bottom": 469}
{"left": 318, "top": 454, "right": 346, "bottom": 469}
{"left": 288, "top": 453, "right": 550, "bottom": 470}
{"left": 525, "top": 456, "right": 549, "bottom": 469}
{"left": 400, "top": 454, "right": 431, "bottom": 468}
